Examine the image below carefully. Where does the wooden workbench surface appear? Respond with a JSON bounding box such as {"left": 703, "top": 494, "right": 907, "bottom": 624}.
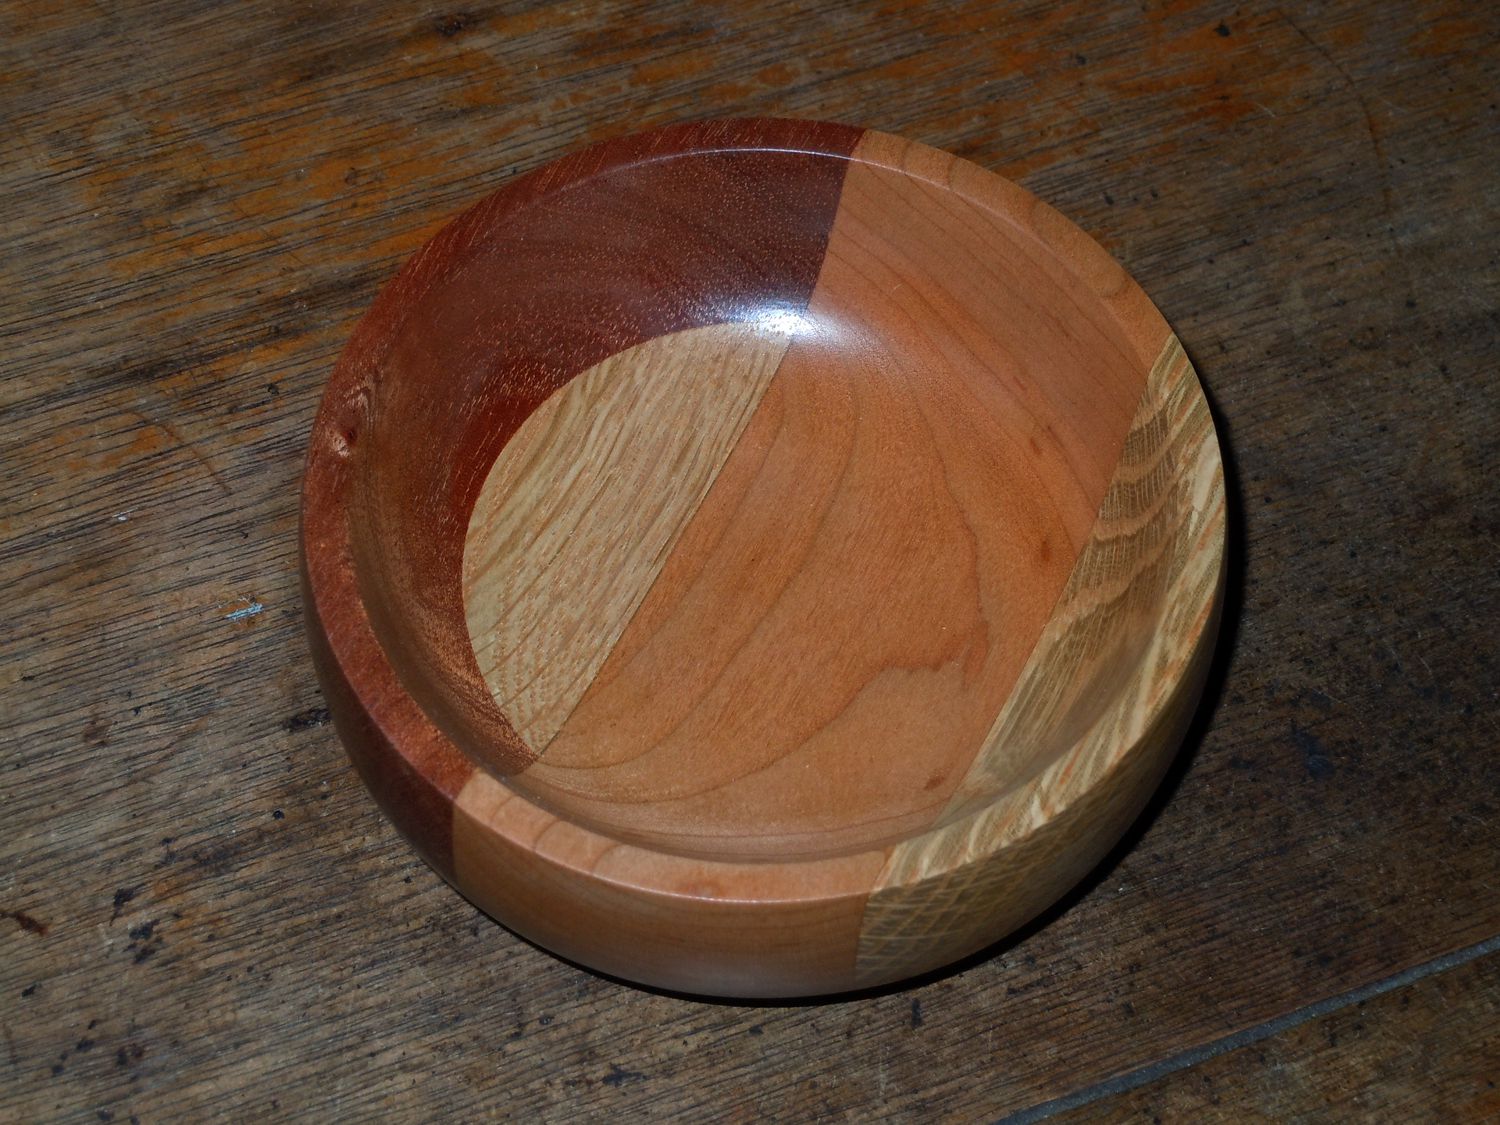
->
{"left": 4, "top": 2, "right": 1496, "bottom": 1119}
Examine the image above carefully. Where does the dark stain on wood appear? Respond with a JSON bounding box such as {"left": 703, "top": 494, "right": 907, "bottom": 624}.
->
{"left": 110, "top": 887, "right": 138, "bottom": 922}
{"left": 1292, "top": 725, "right": 1335, "bottom": 780}
{"left": 5, "top": 911, "right": 50, "bottom": 937}
{"left": 126, "top": 920, "right": 163, "bottom": 964}
{"left": 601, "top": 1063, "right": 647, "bottom": 1088}
{"left": 432, "top": 12, "right": 476, "bottom": 38}
{"left": 283, "top": 706, "right": 332, "bottom": 733}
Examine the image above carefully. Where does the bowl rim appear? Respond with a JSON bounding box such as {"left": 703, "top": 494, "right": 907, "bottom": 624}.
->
{"left": 300, "top": 116, "right": 1227, "bottom": 912}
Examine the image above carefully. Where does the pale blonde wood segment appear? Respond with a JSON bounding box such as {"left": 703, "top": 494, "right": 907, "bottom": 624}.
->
{"left": 940, "top": 335, "right": 1218, "bottom": 821}
{"left": 462, "top": 323, "right": 791, "bottom": 753}
{"left": 853, "top": 334, "right": 1226, "bottom": 987}
{"left": 511, "top": 147, "right": 1151, "bottom": 861}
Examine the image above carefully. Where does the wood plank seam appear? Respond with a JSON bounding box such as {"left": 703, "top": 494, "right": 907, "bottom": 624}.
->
{"left": 995, "top": 935, "right": 1500, "bottom": 1124}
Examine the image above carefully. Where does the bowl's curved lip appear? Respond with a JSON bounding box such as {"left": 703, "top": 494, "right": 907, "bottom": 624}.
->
{"left": 300, "top": 116, "right": 1227, "bottom": 907}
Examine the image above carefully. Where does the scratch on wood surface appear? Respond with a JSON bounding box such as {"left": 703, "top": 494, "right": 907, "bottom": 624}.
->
{"left": 125, "top": 407, "right": 232, "bottom": 497}
{"left": 1275, "top": 5, "right": 1421, "bottom": 314}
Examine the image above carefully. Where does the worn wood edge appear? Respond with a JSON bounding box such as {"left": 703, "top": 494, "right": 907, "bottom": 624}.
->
{"left": 853, "top": 335, "right": 1227, "bottom": 986}
{"left": 1048, "top": 946, "right": 1500, "bottom": 1121}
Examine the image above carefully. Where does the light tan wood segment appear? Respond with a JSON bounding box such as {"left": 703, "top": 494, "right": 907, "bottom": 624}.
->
{"left": 462, "top": 323, "right": 791, "bottom": 754}
{"left": 853, "top": 333, "right": 1226, "bottom": 987}
{"left": 451, "top": 767, "right": 887, "bottom": 997}
{"left": 510, "top": 137, "right": 1152, "bottom": 860}
{"left": 848, "top": 132, "right": 1171, "bottom": 376}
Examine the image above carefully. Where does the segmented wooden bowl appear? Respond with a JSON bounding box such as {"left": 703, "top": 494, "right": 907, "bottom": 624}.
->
{"left": 300, "top": 118, "right": 1226, "bottom": 998}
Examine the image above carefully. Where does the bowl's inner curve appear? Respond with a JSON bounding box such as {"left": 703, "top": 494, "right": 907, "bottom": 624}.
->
{"left": 344, "top": 144, "right": 1181, "bottom": 863}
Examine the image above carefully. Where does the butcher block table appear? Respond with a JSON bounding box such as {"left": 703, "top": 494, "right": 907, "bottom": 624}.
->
{"left": 4, "top": 1, "right": 1496, "bottom": 1119}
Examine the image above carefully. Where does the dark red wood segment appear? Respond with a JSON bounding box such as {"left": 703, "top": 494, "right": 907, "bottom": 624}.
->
{"left": 302, "top": 119, "right": 864, "bottom": 801}
{"left": 298, "top": 553, "right": 469, "bottom": 879}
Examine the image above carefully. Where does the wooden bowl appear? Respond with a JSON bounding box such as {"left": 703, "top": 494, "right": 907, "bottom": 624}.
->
{"left": 300, "top": 118, "right": 1226, "bottom": 998}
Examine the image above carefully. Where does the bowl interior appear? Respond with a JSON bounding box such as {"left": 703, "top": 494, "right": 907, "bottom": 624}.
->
{"left": 335, "top": 135, "right": 1190, "bottom": 863}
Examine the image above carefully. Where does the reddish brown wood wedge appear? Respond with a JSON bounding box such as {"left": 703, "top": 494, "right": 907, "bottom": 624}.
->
{"left": 300, "top": 118, "right": 1226, "bottom": 998}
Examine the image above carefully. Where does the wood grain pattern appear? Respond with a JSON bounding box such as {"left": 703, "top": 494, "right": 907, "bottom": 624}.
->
{"left": 6, "top": 0, "right": 1498, "bottom": 1116}
{"left": 463, "top": 323, "right": 791, "bottom": 753}
{"left": 513, "top": 130, "right": 1158, "bottom": 860}
{"left": 452, "top": 769, "right": 887, "bottom": 997}
{"left": 302, "top": 120, "right": 1226, "bottom": 995}
{"left": 857, "top": 334, "right": 1223, "bottom": 985}
{"left": 305, "top": 117, "right": 859, "bottom": 788}
{"left": 941, "top": 336, "right": 1222, "bottom": 826}
{"left": 1058, "top": 950, "right": 1500, "bottom": 1123}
